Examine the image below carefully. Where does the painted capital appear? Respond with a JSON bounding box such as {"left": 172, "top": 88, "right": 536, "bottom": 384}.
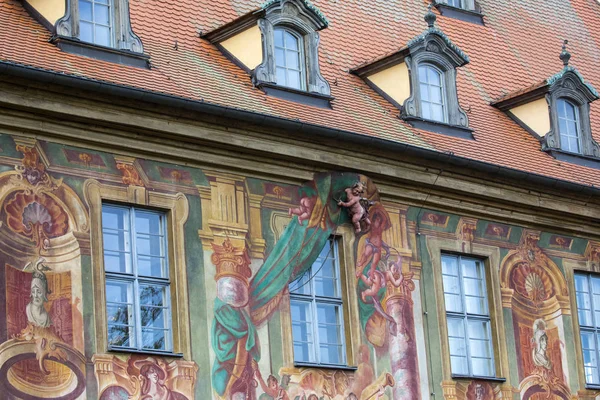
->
{"left": 211, "top": 238, "right": 252, "bottom": 307}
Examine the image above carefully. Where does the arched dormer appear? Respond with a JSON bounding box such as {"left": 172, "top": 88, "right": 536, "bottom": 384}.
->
{"left": 252, "top": 0, "right": 331, "bottom": 98}
{"left": 401, "top": 7, "right": 470, "bottom": 135}
{"left": 543, "top": 66, "right": 600, "bottom": 157}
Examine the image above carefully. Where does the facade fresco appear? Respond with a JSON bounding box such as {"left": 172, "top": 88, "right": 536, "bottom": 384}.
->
{"left": 0, "top": 132, "right": 597, "bottom": 399}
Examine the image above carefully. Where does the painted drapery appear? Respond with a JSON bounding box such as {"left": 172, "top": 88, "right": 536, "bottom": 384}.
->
{"left": 211, "top": 172, "right": 359, "bottom": 396}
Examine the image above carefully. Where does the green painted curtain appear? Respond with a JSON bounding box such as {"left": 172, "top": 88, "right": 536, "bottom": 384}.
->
{"left": 211, "top": 172, "right": 358, "bottom": 395}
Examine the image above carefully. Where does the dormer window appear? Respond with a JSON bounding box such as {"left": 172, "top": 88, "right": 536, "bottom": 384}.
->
{"left": 419, "top": 64, "right": 446, "bottom": 123}
{"left": 53, "top": 0, "right": 148, "bottom": 68}
{"left": 433, "top": 0, "right": 484, "bottom": 25}
{"left": 252, "top": 0, "right": 331, "bottom": 106}
{"left": 401, "top": 7, "right": 472, "bottom": 138}
{"left": 79, "top": 0, "right": 113, "bottom": 47}
{"left": 493, "top": 41, "right": 600, "bottom": 168}
{"left": 557, "top": 98, "right": 581, "bottom": 153}
{"left": 274, "top": 28, "right": 306, "bottom": 91}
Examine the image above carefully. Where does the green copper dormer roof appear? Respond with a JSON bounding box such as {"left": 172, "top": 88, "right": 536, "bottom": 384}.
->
{"left": 261, "top": 0, "right": 329, "bottom": 27}
{"left": 547, "top": 66, "right": 599, "bottom": 99}
{"left": 406, "top": 27, "right": 470, "bottom": 65}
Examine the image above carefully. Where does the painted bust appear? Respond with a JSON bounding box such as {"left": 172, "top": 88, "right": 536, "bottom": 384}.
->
{"left": 26, "top": 259, "right": 52, "bottom": 328}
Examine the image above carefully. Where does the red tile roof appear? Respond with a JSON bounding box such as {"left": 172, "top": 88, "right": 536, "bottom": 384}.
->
{"left": 1, "top": 0, "right": 600, "bottom": 187}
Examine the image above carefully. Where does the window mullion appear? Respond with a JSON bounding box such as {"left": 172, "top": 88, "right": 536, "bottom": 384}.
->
{"left": 312, "top": 296, "right": 320, "bottom": 364}
{"left": 130, "top": 207, "right": 143, "bottom": 350}
{"left": 457, "top": 256, "right": 473, "bottom": 376}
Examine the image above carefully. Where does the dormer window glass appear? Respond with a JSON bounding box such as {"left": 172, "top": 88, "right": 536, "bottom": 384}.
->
{"left": 446, "top": 0, "right": 475, "bottom": 10}
{"left": 557, "top": 98, "right": 581, "bottom": 153}
{"left": 419, "top": 64, "right": 446, "bottom": 123}
{"left": 79, "top": 0, "right": 113, "bottom": 47}
{"left": 274, "top": 28, "right": 305, "bottom": 91}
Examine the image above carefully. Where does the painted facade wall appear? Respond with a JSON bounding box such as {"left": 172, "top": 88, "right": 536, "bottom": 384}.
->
{"left": 0, "top": 132, "right": 597, "bottom": 399}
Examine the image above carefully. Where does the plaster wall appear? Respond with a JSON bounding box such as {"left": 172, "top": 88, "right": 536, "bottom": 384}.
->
{"left": 510, "top": 98, "right": 550, "bottom": 137}
{"left": 366, "top": 63, "right": 411, "bottom": 105}
{"left": 220, "top": 25, "right": 263, "bottom": 70}
{"left": 26, "top": 0, "right": 65, "bottom": 25}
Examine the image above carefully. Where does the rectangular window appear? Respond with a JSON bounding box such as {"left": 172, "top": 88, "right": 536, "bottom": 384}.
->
{"left": 575, "top": 273, "right": 600, "bottom": 385}
{"left": 442, "top": 254, "right": 495, "bottom": 377}
{"left": 289, "top": 238, "right": 346, "bottom": 366}
{"left": 102, "top": 204, "right": 173, "bottom": 353}
{"left": 79, "top": 0, "right": 113, "bottom": 47}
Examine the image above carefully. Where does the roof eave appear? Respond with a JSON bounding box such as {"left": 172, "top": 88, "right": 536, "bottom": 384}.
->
{"left": 0, "top": 60, "right": 597, "bottom": 198}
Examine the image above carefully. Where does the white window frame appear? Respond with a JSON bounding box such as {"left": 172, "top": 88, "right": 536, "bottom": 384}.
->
{"left": 78, "top": 0, "right": 115, "bottom": 47}
{"left": 557, "top": 98, "right": 582, "bottom": 154}
{"left": 289, "top": 237, "right": 347, "bottom": 367}
{"left": 102, "top": 203, "right": 173, "bottom": 353}
{"left": 419, "top": 63, "right": 448, "bottom": 123}
{"left": 574, "top": 272, "right": 600, "bottom": 385}
{"left": 442, "top": 253, "right": 495, "bottom": 378}
{"left": 274, "top": 27, "right": 307, "bottom": 91}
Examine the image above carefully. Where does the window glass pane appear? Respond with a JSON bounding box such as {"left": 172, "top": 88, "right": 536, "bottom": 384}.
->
{"left": 135, "top": 211, "right": 162, "bottom": 235}
{"left": 275, "top": 48, "right": 286, "bottom": 67}
{"left": 465, "top": 295, "right": 487, "bottom": 315}
{"left": 291, "top": 300, "right": 314, "bottom": 362}
{"left": 421, "top": 102, "right": 431, "bottom": 120}
{"left": 94, "top": 3, "right": 110, "bottom": 25}
{"left": 287, "top": 70, "right": 302, "bottom": 90}
{"left": 138, "top": 255, "right": 165, "bottom": 278}
{"left": 276, "top": 67, "right": 287, "bottom": 86}
{"left": 564, "top": 100, "right": 577, "bottom": 120}
{"left": 430, "top": 104, "right": 444, "bottom": 122}
{"left": 443, "top": 275, "right": 461, "bottom": 296}
{"left": 471, "top": 357, "right": 494, "bottom": 378}
{"left": 96, "top": 0, "right": 109, "bottom": 4}
{"left": 581, "top": 331, "right": 597, "bottom": 384}
{"left": 444, "top": 293, "right": 463, "bottom": 313}
{"left": 578, "top": 293, "right": 593, "bottom": 327}
{"left": 103, "top": 205, "right": 130, "bottom": 231}
{"left": 140, "top": 285, "right": 166, "bottom": 307}
{"left": 320, "top": 344, "right": 343, "bottom": 365}
{"left": 420, "top": 84, "right": 430, "bottom": 102}
{"left": 418, "top": 66, "right": 428, "bottom": 83}
{"left": 80, "top": 21, "right": 93, "bottom": 42}
{"left": 274, "top": 29, "right": 284, "bottom": 47}
{"left": 451, "top": 355, "right": 469, "bottom": 375}
{"left": 442, "top": 256, "right": 458, "bottom": 276}
{"left": 106, "top": 280, "right": 135, "bottom": 348}
{"left": 430, "top": 85, "right": 443, "bottom": 104}
{"left": 576, "top": 274, "right": 590, "bottom": 292}
{"left": 317, "top": 305, "right": 342, "bottom": 343}
{"left": 568, "top": 137, "right": 580, "bottom": 153}
{"left": 136, "top": 233, "right": 163, "bottom": 257}
{"left": 286, "top": 50, "right": 300, "bottom": 70}
{"left": 95, "top": 25, "right": 111, "bottom": 47}
{"left": 79, "top": 0, "right": 93, "bottom": 21}
{"left": 108, "top": 324, "right": 135, "bottom": 347}
{"left": 428, "top": 67, "right": 441, "bottom": 86}
{"left": 142, "top": 328, "right": 166, "bottom": 350}
{"left": 104, "top": 251, "right": 131, "bottom": 274}
{"left": 285, "top": 31, "right": 299, "bottom": 51}
{"left": 141, "top": 306, "right": 167, "bottom": 329}
{"left": 290, "top": 271, "right": 312, "bottom": 295}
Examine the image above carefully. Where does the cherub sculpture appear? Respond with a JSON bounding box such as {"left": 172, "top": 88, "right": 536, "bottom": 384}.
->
{"left": 338, "top": 182, "right": 371, "bottom": 233}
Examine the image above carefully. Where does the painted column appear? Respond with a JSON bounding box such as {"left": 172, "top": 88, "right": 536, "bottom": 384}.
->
{"left": 385, "top": 275, "right": 420, "bottom": 400}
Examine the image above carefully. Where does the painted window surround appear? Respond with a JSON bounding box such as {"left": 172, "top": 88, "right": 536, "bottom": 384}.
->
{"left": 425, "top": 237, "right": 509, "bottom": 383}
{"left": 280, "top": 226, "right": 360, "bottom": 370}
{"left": 252, "top": 0, "right": 331, "bottom": 102}
{"left": 84, "top": 180, "right": 192, "bottom": 358}
{"left": 52, "top": 0, "right": 147, "bottom": 67}
{"left": 494, "top": 66, "right": 600, "bottom": 168}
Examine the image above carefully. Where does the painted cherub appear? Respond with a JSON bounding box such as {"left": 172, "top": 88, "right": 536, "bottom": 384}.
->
{"left": 355, "top": 211, "right": 390, "bottom": 279}
{"left": 359, "top": 269, "right": 398, "bottom": 336}
{"left": 385, "top": 259, "right": 403, "bottom": 287}
{"left": 289, "top": 195, "right": 316, "bottom": 224}
{"left": 253, "top": 360, "right": 290, "bottom": 400}
{"left": 338, "top": 182, "right": 371, "bottom": 233}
